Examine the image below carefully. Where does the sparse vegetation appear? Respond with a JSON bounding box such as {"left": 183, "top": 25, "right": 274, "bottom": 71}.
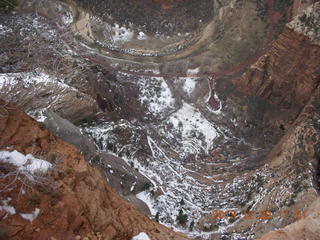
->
{"left": 91, "top": 155, "right": 101, "bottom": 165}
{"left": 74, "top": 116, "right": 96, "bottom": 126}
{"left": 155, "top": 212, "right": 160, "bottom": 222}
{"left": 299, "top": 12, "right": 319, "bottom": 33}
{"left": 256, "top": 0, "right": 268, "bottom": 22}
{"left": 189, "top": 220, "right": 195, "bottom": 231}
{"left": 142, "top": 182, "right": 152, "bottom": 191}
{"left": 0, "top": 163, "right": 52, "bottom": 194}
{"left": 176, "top": 209, "right": 188, "bottom": 225}
{"left": 0, "top": 0, "right": 18, "bottom": 13}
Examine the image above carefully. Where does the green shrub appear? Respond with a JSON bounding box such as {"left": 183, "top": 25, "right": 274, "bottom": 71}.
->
{"left": 189, "top": 221, "right": 195, "bottom": 231}
{"left": 91, "top": 155, "right": 101, "bottom": 164}
{"left": 142, "top": 182, "right": 152, "bottom": 191}
{"left": 176, "top": 209, "right": 188, "bottom": 225}
{"left": 155, "top": 212, "right": 160, "bottom": 222}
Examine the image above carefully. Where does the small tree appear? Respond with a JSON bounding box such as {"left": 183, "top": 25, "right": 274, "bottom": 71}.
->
{"left": 155, "top": 212, "right": 160, "bottom": 222}
{"left": 189, "top": 220, "right": 195, "bottom": 231}
{"left": 176, "top": 209, "right": 188, "bottom": 225}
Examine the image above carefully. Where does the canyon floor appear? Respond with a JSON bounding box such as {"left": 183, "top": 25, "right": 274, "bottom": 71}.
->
{"left": 0, "top": 0, "right": 319, "bottom": 239}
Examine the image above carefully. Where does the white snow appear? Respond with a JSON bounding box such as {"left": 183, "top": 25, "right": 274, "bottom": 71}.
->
{"left": 137, "top": 31, "right": 148, "bottom": 40}
{"left": 132, "top": 232, "right": 151, "bottom": 240}
{"left": 112, "top": 23, "right": 134, "bottom": 43}
{"left": 0, "top": 198, "right": 16, "bottom": 215}
{"left": 287, "top": 2, "right": 320, "bottom": 44}
{"left": 0, "top": 70, "right": 79, "bottom": 114}
{"left": 187, "top": 68, "right": 200, "bottom": 75}
{"left": 28, "top": 109, "right": 47, "bottom": 123}
{"left": 61, "top": 11, "right": 73, "bottom": 26}
{"left": 81, "top": 102, "right": 222, "bottom": 233}
{"left": 130, "top": 182, "right": 136, "bottom": 192}
{"left": 20, "top": 208, "right": 40, "bottom": 223}
{"left": 182, "top": 77, "right": 197, "bottom": 95}
{"left": 0, "top": 71, "right": 73, "bottom": 90}
{"left": 0, "top": 24, "right": 13, "bottom": 36}
{"left": 30, "top": 17, "right": 57, "bottom": 40}
{"left": 136, "top": 190, "right": 156, "bottom": 215}
{"left": 139, "top": 76, "right": 175, "bottom": 115}
{"left": 168, "top": 102, "right": 218, "bottom": 152}
{"left": 0, "top": 73, "right": 18, "bottom": 87}
{"left": 0, "top": 150, "right": 52, "bottom": 174}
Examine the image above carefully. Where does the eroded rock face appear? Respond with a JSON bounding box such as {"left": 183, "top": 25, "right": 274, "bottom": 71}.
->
{"left": 42, "top": 110, "right": 97, "bottom": 161}
{"left": 42, "top": 110, "right": 155, "bottom": 217}
{"left": 0, "top": 99, "right": 189, "bottom": 240}
{"left": 224, "top": 3, "right": 320, "bottom": 239}
{"left": 233, "top": 3, "right": 320, "bottom": 112}
{"left": 226, "top": 91, "right": 320, "bottom": 238}
{"left": 0, "top": 71, "right": 99, "bottom": 123}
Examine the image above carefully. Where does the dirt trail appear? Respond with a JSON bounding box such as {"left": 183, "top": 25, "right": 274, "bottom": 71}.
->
{"left": 19, "top": 0, "right": 281, "bottom": 81}
{"left": 83, "top": 0, "right": 280, "bottom": 80}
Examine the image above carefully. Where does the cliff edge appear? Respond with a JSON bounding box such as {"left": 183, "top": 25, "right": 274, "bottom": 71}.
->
{"left": 0, "top": 99, "right": 189, "bottom": 240}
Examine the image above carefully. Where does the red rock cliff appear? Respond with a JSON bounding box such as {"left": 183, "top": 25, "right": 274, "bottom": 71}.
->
{"left": 233, "top": 13, "right": 320, "bottom": 112}
{"left": 0, "top": 99, "right": 189, "bottom": 240}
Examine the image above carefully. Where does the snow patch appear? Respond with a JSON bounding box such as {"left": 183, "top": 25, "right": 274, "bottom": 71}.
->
{"left": 28, "top": 109, "right": 47, "bottom": 123}
{"left": 168, "top": 102, "right": 218, "bottom": 152}
{"left": 136, "top": 190, "right": 156, "bottom": 215}
{"left": 0, "top": 198, "right": 16, "bottom": 215}
{"left": 112, "top": 23, "right": 134, "bottom": 43}
{"left": 182, "top": 77, "right": 197, "bottom": 95}
{"left": 137, "top": 31, "right": 148, "bottom": 40}
{"left": 139, "top": 76, "right": 175, "bottom": 116}
{"left": 132, "top": 232, "right": 151, "bottom": 240}
{"left": 20, "top": 208, "right": 40, "bottom": 223}
{"left": 0, "top": 24, "right": 13, "bottom": 36}
{"left": 0, "top": 150, "right": 52, "bottom": 174}
{"left": 130, "top": 182, "right": 136, "bottom": 192}
{"left": 61, "top": 11, "right": 73, "bottom": 26}
{"left": 287, "top": 2, "right": 320, "bottom": 44}
{"left": 0, "top": 70, "right": 74, "bottom": 90}
{"left": 187, "top": 68, "right": 200, "bottom": 75}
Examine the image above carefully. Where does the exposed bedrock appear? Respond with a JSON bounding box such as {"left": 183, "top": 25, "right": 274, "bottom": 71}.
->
{"left": 0, "top": 99, "right": 189, "bottom": 240}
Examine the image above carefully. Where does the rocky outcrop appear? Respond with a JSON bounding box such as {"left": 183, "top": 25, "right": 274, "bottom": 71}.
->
{"left": 287, "top": 2, "right": 320, "bottom": 45}
{"left": 0, "top": 99, "right": 189, "bottom": 240}
{"left": 258, "top": 197, "right": 320, "bottom": 240}
{"left": 42, "top": 110, "right": 154, "bottom": 214}
{"left": 222, "top": 88, "right": 320, "bottom": 239}
{"left": 227, "top": 4, "right": 320, "bottom": 239}
{"left": 43, "top": 110, "right": 97, "bottom": 161}
{"left": 233, "top": 3, "right": 320, "bottom": 112}
{"left": 0, "top": 71, "right": 99, "bottom": 123}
